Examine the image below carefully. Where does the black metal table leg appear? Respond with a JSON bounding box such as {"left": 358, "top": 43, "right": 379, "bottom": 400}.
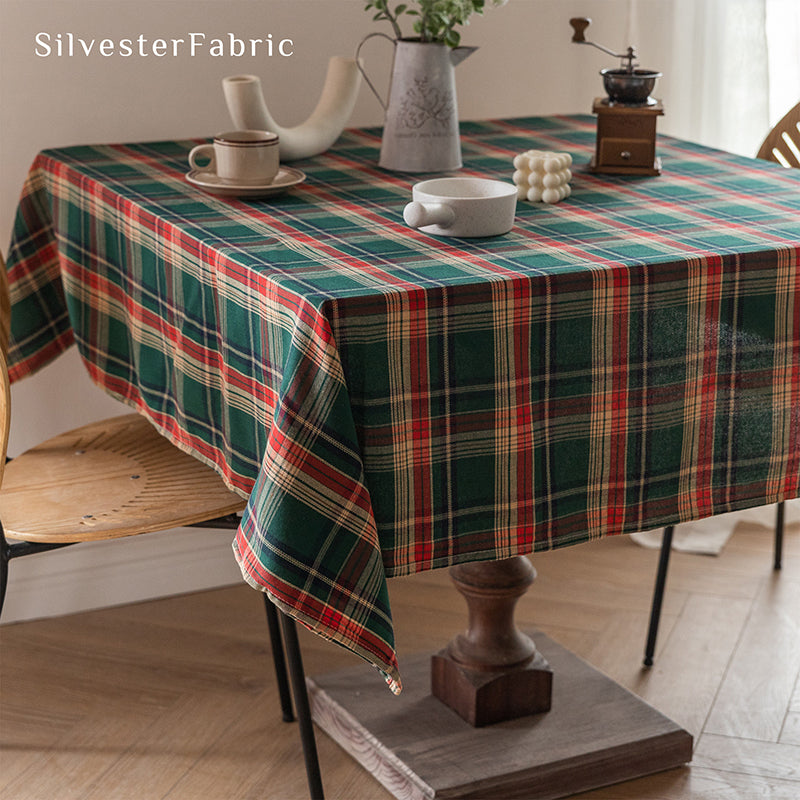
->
{"left": 263, "top": 595, "right": 295, "bottom": 722}
{"left": 0, "top": 525, "right": 10, "bottom": 617}
{"left": 774, "top": 501, "right": 784, "bottom": 571}
{"left": 279, "top": 611, "right": 325, "bottom": 800}
{"left": 643, "top": 525, "right": 674, "bottom": 667}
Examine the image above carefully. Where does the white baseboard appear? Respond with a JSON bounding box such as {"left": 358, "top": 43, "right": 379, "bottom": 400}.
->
{"left": 1, "top": 528, "right": 246, "bottom": 624}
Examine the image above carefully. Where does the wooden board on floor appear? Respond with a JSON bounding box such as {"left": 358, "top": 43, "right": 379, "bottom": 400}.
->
{"left": 308, "top": 633, "right": 693, "bottom": 800}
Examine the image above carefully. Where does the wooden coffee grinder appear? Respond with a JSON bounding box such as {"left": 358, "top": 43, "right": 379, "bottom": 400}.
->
{"left": 570, "top": 17, "right": 664, "bottom": 175}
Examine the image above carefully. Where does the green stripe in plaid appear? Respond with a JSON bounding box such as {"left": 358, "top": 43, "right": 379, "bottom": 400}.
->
{"left": 5, "top": 117, "right": 800, "bottom": 691}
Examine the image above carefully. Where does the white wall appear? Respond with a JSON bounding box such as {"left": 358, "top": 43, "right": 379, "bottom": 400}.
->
{"left": 0, "top": 0, "right": 789, "bottom": 622}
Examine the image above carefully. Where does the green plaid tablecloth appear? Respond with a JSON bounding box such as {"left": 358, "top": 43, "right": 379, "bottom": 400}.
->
{"left": 5, "top": 117, "right": 800, "bottom": 691}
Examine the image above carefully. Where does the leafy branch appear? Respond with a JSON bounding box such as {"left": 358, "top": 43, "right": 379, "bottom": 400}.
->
{"left": 364, "top": 0, "right": 505, "bottom": 47}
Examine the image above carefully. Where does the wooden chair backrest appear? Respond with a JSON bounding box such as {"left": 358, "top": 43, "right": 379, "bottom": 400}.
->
{"left": 0, "top": 347, "right": 10, "bottom": 488}
{"left": 0, "top": 251, "right": 9, "bottom": 486}
{"left": 757, "top": 102, "right": 800, "bottom": 168}
{"left": 0, "top": 251, "right": 9, "bottom": 362}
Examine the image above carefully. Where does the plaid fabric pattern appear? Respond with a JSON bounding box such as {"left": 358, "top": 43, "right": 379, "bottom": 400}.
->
{"left": 5, "top": 117, "right": 800, "bottom": 692}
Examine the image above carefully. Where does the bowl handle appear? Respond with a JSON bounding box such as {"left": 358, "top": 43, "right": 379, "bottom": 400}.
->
{"left": 403, "top": 201, "right": 456, "bottom": 229}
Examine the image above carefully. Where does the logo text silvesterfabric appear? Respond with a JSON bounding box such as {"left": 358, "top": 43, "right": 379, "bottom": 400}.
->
{"left": 34, "top": 32, "right": 294, "bottom": 58}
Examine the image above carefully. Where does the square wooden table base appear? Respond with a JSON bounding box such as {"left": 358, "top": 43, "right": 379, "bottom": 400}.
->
{"left": 308, "top": 633, "right": 692, "bottom": 800}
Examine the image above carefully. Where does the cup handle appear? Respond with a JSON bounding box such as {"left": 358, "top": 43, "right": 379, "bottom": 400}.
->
{"left": 188, "top": 144, "right": 216, "bottom": 173}
{"left": 403, "top": 201, "right": 456, "bottom": 229}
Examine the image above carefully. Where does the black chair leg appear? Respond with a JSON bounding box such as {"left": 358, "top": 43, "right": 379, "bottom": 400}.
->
{"left": 643, "top": 525, "right": 674, "bottom": 668}
{"left": 0, "top": 526, "right": 9, "bottom": 618}
{"left": 774, "top": 501, "right": 784, "bottom": 571}
{"left": 0, "top": 525, "right": 72, "bottom": 620}
{"left": 278, "top": 611, "right": 325, "bottom": 800}
{"left": 262, "top": 594, "right": 295, "bottom": 722}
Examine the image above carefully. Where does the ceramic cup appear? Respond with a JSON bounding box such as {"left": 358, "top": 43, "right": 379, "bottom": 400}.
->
{"left": 403, "top": 177, "right": 517, "bottom": 237}
{"left": 188, "top": 130, "right": 280, "bottom": 184}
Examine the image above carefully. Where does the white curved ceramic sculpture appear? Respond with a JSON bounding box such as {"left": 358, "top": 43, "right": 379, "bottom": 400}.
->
{"left": 222, "top": 57, "right": 362, "bottom": 161}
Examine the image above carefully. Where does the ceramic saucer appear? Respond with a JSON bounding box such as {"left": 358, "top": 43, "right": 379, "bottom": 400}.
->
{"left": 185, "top": 166, "right": 306, "bottom": 198}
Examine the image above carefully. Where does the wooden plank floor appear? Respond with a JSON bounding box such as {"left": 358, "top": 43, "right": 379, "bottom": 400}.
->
{"left": 1, "top": 502, "right": 798, "bottom": 799}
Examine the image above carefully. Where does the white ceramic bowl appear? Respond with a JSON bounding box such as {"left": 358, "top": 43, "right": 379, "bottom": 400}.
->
{"left": 403, "top": 177, "right": 517, "bottom": 237}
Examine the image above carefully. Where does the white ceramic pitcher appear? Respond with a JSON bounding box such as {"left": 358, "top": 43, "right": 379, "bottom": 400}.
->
{"left": 357, "top": 35, "right": 477, "bottom": 173}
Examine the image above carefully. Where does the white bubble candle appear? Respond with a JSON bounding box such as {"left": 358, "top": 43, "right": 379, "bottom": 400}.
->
{"left": 512, "top": 151, "right": 573, "bottom": 204}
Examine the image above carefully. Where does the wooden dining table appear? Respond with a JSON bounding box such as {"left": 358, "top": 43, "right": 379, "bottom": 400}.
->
{"left": 6, "top": 115, "right": 799, "bottom": 798}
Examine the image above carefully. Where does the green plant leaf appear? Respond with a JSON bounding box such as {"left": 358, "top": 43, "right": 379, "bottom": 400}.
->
{"left": 366, "top": 0, "right": 504, "bottom": 45}
{"left": 445, "top": 29, "right": 461, "bottom": 47}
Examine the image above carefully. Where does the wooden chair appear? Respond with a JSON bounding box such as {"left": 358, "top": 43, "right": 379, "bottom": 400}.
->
{"left": 0, "top": 248, "right": 250, "bottom": 625}
{"left": 0, "top": 283, "right": 248, "bottom": 615}
{"left": 0, "top": 253, "right": 10, "bottom": 362}
{"left": 756, "top": 101, "right": 800, "bottom": 167}
{"left": 643, "top": 104, "right": 798, "bottom": 666}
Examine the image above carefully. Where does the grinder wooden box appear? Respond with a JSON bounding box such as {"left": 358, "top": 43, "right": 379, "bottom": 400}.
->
{"left": 590, "top": 97, "right": 663, "bottom": 175}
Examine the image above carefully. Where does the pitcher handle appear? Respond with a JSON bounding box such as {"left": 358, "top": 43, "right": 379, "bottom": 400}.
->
{"left": 355, "top": 32, "right": 395, "bottom": 112}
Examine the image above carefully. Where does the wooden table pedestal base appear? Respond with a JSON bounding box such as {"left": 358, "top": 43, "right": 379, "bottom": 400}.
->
{"left": 430, "top": 557, "right": 553, "bottom": 726}
{"left": 308, "top": 635, "right": 693, "bottom": 800}
{"left": 431, "top": 648, "right": 552, "bottom": 727}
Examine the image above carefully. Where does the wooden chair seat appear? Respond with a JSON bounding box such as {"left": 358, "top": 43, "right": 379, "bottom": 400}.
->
{"left": 1, "top": 413, "right": 245, "bottom": 543}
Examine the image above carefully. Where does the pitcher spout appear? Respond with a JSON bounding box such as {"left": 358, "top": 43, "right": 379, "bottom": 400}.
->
{"left": 450, "top": 45, "right": 478, "bottom": 67}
